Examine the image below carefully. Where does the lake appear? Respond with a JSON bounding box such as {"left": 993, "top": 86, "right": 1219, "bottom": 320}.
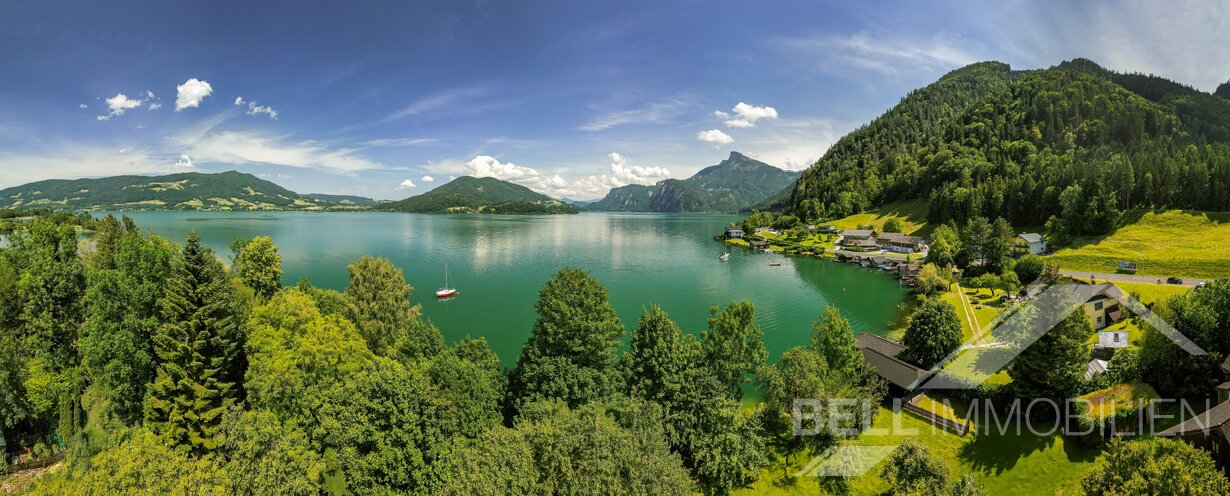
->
{"left": 107, "top": 211, "right": 909, "bottom": 366}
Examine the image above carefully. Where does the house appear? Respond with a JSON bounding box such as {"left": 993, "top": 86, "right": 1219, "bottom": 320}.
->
{"left": 724, "top": 226, "right": 744, "bottom": 239}
{"left": 856, "top": 334, "right": 928, "bottom": 395}
{"left": 1084, "top": 283, "right": 1125, "bottom": 330}
{"left": 877, "top": 232, "right": 928, "bottom": 254}
{"left": 1097, "top": 331, "right": 1130, "bottom": 349}
{"left": 1014, "top": 233, "right": 1047, "bottom": 256}
{"left": 755, "top": 227, "right": 780, "bottom": 236}
{"left": 841, "top": 229, "right": 879, "bottom": 250}
{"left": 1084, "top": 358, "right": 1110, "bottom": 381}
{"left": 749, "top": 240, "right": 768, "bottom": 251}
{"left": 817, "top": 225, "right": 838, "bottom": 235}
{"left": 899, "top": 263, "right": 923, "bottom": 285}
{"left": 1158, "top": 400, "right": 1230, "bottom": 469}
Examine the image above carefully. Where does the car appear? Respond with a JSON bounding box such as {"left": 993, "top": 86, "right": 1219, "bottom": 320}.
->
{"left": 1196, "top": 281, "right": 1207, "bottom": 289}
{"left": 1167, "top": 277, "right": 1183, "bottom": 284}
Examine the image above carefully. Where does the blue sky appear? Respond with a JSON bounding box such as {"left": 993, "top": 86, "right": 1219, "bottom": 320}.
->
{"left": 2, "top": 0, "right": 1228, "bottom": 200}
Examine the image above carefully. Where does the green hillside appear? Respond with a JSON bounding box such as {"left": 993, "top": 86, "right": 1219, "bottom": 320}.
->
{"left": 382, "top": 176, "right": 579, "bottom": 214}
{"left": 1049, "top": 209, "right": 1230, "bottom": 279}
{"left": 590, "top": 152, "right": 799, "bottom": 212}
{"left": 786, "top": 59, "right": 1230, "bottom": 241}
{"left": 0, "top": 171, "right": 372, "bottom": 211}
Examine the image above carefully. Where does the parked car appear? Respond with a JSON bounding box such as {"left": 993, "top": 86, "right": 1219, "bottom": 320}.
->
{"left": 1166, "top": 277, "right": 1183, "bottom": 284}
{"left": 1196, "top": 281, "right": 1207, "bottom": 289}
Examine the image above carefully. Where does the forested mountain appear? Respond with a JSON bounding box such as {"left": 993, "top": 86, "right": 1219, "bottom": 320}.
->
{"left": 382, "top": 175, "right": 579, "bottom": 214}
{"left": 589, "top": 152, "right": 800, "bottom": 212}
{"left": 0, "top": 171, "right": 374, "bottom": 210}
{"left": 785, "top": 59, "right": 1230, "bottom": 236}
{"left": 1216, "top": 80, "right": 1230, "bottom": 100}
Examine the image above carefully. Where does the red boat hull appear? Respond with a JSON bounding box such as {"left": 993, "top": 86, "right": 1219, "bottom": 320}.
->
{"left": 435, "top": 289, "right": 457, "bottom": 298}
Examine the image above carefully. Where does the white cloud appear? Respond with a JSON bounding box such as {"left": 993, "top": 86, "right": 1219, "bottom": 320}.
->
{"left": 175, "top": 78, "right": 213, "bottom": 110}
{"left": 147, "top": 102, "right": 162, "bottom": 110}
{"left": 565, "top": 152, "right": 672, "bottom": 199}
{"left": 171, "top": 125, "right": 383, "bottom": 173}
{"left": 397, "top": 179, "right": 417, "bottom": 189}
{"left": 78, "top": 103, "right": 88, "bottom": 109}
{"left": 118, "top": 146, "right": 133, "bottom": 154}
{"left": 234, "top": 96, "right": 245, "bottom": 105}
{"left": 696, "top": 129, "right": 734, "bottom": 145}
{"left": 718, "top": 102, "right": 778, "bottom": 128}
{"left": 387, "top": 86, "right": 486, "bottom": 121}
{"left": 97, "top": 93, "right": 143, "bottom": 120}
{"left": 145, "top": 90, "right": 156, "bottom": 99}
{"left": 246, "top": 102, "right": 278, "bottom": 120}
{"left": 173, "top": 154, "right": 193, "bottom": 168}
{"left": 421, "top": 175, "right": 435, "bottom": 182}
{"left": 466, "top": 155, "right": 541, "bottom": 182}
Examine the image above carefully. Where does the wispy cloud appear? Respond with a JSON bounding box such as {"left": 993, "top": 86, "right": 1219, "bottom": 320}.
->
{"left": 361, "top": 137, "right": 439, "bottom": 147}
{"left": 777, "top": 31, "right": 980, "bottom": 77}
{"left": 168, "top": 115, "right": 382, "bottom": 173}
{"left": 0, "top": 146, "right": 185, "bottom": 187}
{"left": 579, "top": 99, "right": 689, "bottom": 131}
{"left": 387, "top": 86, "right": 486, "bottom": 121}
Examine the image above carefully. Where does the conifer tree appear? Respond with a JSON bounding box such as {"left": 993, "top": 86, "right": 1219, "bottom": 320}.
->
{"left": 145, "top": 231, "right": 238, "bottom": 453}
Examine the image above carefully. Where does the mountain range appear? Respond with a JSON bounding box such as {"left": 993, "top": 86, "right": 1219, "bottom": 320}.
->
{"left": 380, "top": 175, "right": 579, "bottom": 214}
{"left": 0, "top": 171, "right": 375, "bottom": 211}
{"left": 783, "top": 58, "right": 1230, "bottom": 235}
{"left": 588, "top": 152, "right": 799, "bottom": 212}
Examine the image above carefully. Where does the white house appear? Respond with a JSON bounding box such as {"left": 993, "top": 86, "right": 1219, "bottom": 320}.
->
{"left": 1014, "top": 233, "right": 1047, "bottom": 256}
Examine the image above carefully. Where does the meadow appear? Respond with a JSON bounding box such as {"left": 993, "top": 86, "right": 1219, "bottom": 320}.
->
{"left": 1049, "top": 210, "right": 1230, "bottom": 280}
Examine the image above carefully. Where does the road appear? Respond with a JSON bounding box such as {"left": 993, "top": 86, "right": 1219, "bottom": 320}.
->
{"left": 1058, "top": 269, "right": 1204, "bottom": 287}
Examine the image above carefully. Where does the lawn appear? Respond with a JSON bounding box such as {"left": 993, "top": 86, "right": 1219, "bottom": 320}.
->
{"left": 737, "top": 405, "right": 1099, "bottom": 495}
{"left": 1048, "top": 209, "right": 1230, "bottom": 280}
{"left": 940, "top": 287, "right": 977, "bottom": 342}
{"left": 1077, "top": 382, "right": 1160, "bottom": 420}
{"left": 826, "top": 199, "right": 931, "bottom": 237}
{"left": 1112, "top": 281, "right": 1191, "bottom": 305}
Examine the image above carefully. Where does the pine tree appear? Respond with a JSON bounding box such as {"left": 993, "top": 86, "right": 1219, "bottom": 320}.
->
{"left": 145, "top": 231, "right": 238, "bottom": 453}
{"left": 810, "top": 306, "right": 862, "bottom": 379}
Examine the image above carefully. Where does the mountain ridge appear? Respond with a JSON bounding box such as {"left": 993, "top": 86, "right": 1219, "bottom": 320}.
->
{"left": 588, "top": 151, "right": 799, "bottom": 212}
{"left": 0, "top": 171, "right": 374, "bottom": 211}
{"left": 382, "top": 176, "right": 580, "bottom": 214}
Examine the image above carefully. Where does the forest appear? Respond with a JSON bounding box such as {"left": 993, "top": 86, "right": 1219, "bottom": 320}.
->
{"left": 786, "top": 59, "right": 1230, "bottom": 237}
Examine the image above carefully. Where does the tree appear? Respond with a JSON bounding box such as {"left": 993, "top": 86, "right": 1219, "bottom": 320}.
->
{"left": 882, "top": 217, "right": 904, "bottom": 233}
{"left": 949, "top": 474, "right": 984, "bottom": 496}
{"left": 700, "top": 301, "right": 767, "bottom": 399}
{"left": 901, "top": 299, "right": 963, "bottom": 368}
{"left": 757, "top": 347, "right": 830, "bottom": 458}
{"left": 29, "top": 429, "right": 231, "bottom": 495}
{"left": 1140, "top": 280, "right": 1230, "bottom": 397}
{"left": 144, "top": 231, "right": 239, "bottom": 453}
{"left": 217, "top": 409, "right": 324, "bottom": 496}
{"left": 507, "top": 268, "right": 624, "bottom": 416}
{"left": 343, "top": 256, "right": 442, "bottom": 359}
{"left": 880, "top": 440, "right": 950, "bottom": 495}
{"left": 623, "top": 305, "right": 689, "bottom": 407}
{"left": 234, "top": 236, "right": 282, "bottom": 300}
{"left": 961, "top": 217, "right": 992, "bottom": 270}
{"left": 926, "top": 223, "right": 962, "bottom": 268}
{"left": 1013, "top": 254, "right": 1046, "bottom": 284}
{"left": 914, "top": 263, "right": 950, "bottom": 297}
{"left": 1008, "top": 308, "right": 1093, "bottom": 400}
{"left": 983, "top": 217, "right": 1015, "bottom": 274}
{"left": 1082, "top": 438, "right": 1230, "bottom": 495}
{"left": 809, "top": 306, "right": 862, "bottom": 379}
{"left": 78, "top": 229, "right": 176, "bottom": 423}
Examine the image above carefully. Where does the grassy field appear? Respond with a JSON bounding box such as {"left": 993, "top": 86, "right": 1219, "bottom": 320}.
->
{"left": 1078, "top": 382, "right": 1160, "bottom": 419}
{"left": 827, "top": 199, "right": 931, "bottom": 237}
{"left": 1048, "top": 210, "right": 1230, "bottom": 280}
{"left": 737, "top": 405, "right": 1099, "bottom": 495}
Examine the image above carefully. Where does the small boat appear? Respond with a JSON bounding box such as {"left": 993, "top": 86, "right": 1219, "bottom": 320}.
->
{"left": 719, "top": 252, "right": 730, "bottom": 261}
{"left": 769, "top": 262, "right": 782, "bottom": 267}
{"left": 436, "top": 264, "right": 458, "bottom": 298}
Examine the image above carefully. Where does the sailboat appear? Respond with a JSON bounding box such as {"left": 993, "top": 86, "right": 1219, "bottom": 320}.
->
{"left": 719, "top": 251, "right": 730, "bottom": 261}
{"left": 435, "top": 264, "right": 458, "bottom": 298}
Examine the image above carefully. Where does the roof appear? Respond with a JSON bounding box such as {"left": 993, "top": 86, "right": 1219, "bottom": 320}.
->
{"left": 725, "top": 226, "right": 744, "bottom": 233}
{"left": 1084, "top": 359, "right": 1109, "bottom": 381}
{"left": 1098, "top": 332, "right": 1129, "bottom": 348}
{"left": 842, "top": 229, "right": 875, "bottom": 238}
{"left": 1222, "top": 355, "right": 1230, "bottom": 374}
{"left": 877, "top": 232, "right": 924, "bottom": 245}
{"left": 1086, "top": 283, "right": 1124, "bottom": 303}
{"left": 1017, "top": 233, "right": 1045, "bottom": 244}
{"left": 856, "top": 334, "right": 927, "bottom": 391}
{"left": 1159, "top": 399, "right": 1230, "bottom": 437}
{"left": 750, "top": 240, "right": 767, "bottom": 247}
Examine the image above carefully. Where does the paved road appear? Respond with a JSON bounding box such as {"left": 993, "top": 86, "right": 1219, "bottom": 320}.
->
{"left": 1058, "top": 269, "right": 1204, "bottom": 287}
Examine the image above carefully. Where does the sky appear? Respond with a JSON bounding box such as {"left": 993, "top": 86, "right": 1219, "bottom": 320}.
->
{"left": 1, "top": 0, "right": 1228, "bottom": 200}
